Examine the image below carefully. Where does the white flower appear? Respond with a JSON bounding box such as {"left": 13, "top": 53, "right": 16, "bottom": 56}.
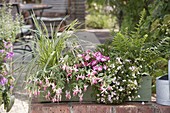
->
{"left": 142, "top": 102, "right": 145, "bottom": 105}
{"left": 134, "top": 80, "right": 138, "bottom": 85}
{"left": 129, "top": 66, "right": 135, "bottom": 71}
{"left": 137, "top": 95, "right": 141, "bottom": 98}
{"left": 122, "top": 80, "right": 126, "bottom": 82}
{"left": 119, "top": 87, "right": 124, "bottom": 91}
{"left": 117, "top": 66, "right": 122, "bottom": 70}
{"left": 116, "top": 57, "right": 122, "bottom": 64}
{"left": 111, "top": 64, "right": 115, "bottom": 68}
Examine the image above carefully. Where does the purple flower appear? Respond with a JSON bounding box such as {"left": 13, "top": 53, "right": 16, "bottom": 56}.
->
{"left": 103, "top": 65, "right": 107, "bottom": 70}
{"left": 98, "top": 66, "right": 103, "bottom": 72}
{"left": 0, "top": 75, "right": 8, "bottom": 86}
{"left": 92, "top": 70, "right": 98, "bottom": 75}
{"left": 84, "top": 54, "right": 90, "bottom": 61}
{"left": 101, "top": 57, "right": 107, "bottom": 62}
{"left": 6, "top": 52, "right": 14, "bottom": 59}
{"left": 3, "top": 41, "right": 12, "bottom": 49}
{"left": 0, "top": 49, "right": 5, "bottom": 53}
{"left": 93, "top": 66, "right": 98, "bottom": 71}
{"left": 91, "top": 60, "right": 98, "bottom": 66}
{"left": 96, "top": 55, "right": 102, "bottom": 61}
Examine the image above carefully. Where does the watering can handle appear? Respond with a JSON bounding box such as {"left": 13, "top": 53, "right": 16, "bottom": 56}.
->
{"left": 168, "top": 60, "right": 170, "bottom": 99}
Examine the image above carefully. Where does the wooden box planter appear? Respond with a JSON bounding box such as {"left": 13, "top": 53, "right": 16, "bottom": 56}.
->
{"left": 132, "top": 75, "right": 152, "bottom": 102}
{"left": 35, "top": 75, "right": 152, "bottom": 103}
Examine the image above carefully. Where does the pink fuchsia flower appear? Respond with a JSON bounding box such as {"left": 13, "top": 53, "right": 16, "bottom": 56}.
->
{"left": 43, "top": 86, "right": 47, "bottom": 91}
{"left": 84, "top": 84, "right": 88, "bottom": 92}
{"left": 62, "top": 64, "right": 67, "bottom": 71}
{"left": 97, "top": 66, "right": 103, "bottom": 72}
{"left": 107, "top": 86, "right": 113, "bottom": 91}
{"left": 67, "top": 73, "right": 72, "bottom": 77}
{"left": 91, "top": 70, "right": 98, "bottom": 75}
{"left": 6, "top": 52, "right": 14, "bottom": 59}
{"left": 45, "top": 91, "right": 51, "bottom": 99}
{"left": 84, "top": 54, "right": 90, "bottom": 61}
{"left": 82, "top": 62, "right": 89, "bottom": 67}
{"left": 101, "top": 57, "right": 107, "bottom": 62}
{"left": 66, "top": 67, "right": 72, "bottom": 74}
{"left": 34, "top": 90, "right": 40, "bottom": 96}
{"left": 79, "top": 94, "right": 83, "bottom": 102}
{"left": 91, "top": 60, "right": 98, "bottom": 66}
{"left": 93, "top": 52, "right": 102, "bottom": 57}
{"left": 65, "top": 90, "right": 71, "bottom": 100}
{"left": 92, "top": 65, "right": 98, "bottom": 71}
{"left": 91, "top": 77, "right": 99, "bottom": 85}
{"left": 76, "top": 75, "right": 85, "bottom": 81}
{"left": 103, "top": 65, "right": 107, "bottom": 70}
{"left": 55, "top": 88, "right": 62, "bottom": 95}
{"left": 100, "top": 86, "right": 107, "bottom": 94}
{"left": 51, "top": 83, "right": 56, "bottom": 90}
{"left": 96, "top": 55, "right": 103, "bottom": 61}
{"left": 73, "top": 85, "right": 80, "bottom": 96}
{"left": 85, "top": 50, "right": 91, "bottom": 54}
{"left": 52, "top": 97, "right": 57, "bottom": 103}
{"left": 73, "top": 67, "right": 78, "bottom": 72}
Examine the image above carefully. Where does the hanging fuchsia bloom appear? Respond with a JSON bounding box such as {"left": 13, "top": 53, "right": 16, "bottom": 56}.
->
{"left": 73, "top": 85, "right": 80, "bottom": 96}
{"left": 103, "top": 65, "right": 107, "bottom": 70}
{"left": 82, "top": 62, "right": 89, "bottom": 67}
{"left": 85, "top": 50, "right": 91, "bottom": 54}
{"left": 62, "top": 64, "right": 67, "bottom": 71}
{"left": 92, "top": 70, "right": 97, "bottom": 75}
{"left": 84, "top": 84, "right": 88, "bottom": 91}
{"left": 93, "top": 65, "right": 98, "bottom": 71}
{"left": 65, "top": 90, "right": 71, "bottom": 100}
{"left": 98, "top": 66, "right": 103, "bottom": 72}
{"left": 79, "top": 94, "right": 83, "bottom": 102}
{"left": 101, "top": 57, "right": 107, "bottom": 62}
{"left": 91, "top": 60, "right": 98, "bottom": 66}
{"left": 6, "top": 52, "right": 14, "bottom": 59}
{"left": 84, "top": 54, "right": 90, "bottom": 61}
{"left": 76, "top": 75, "right": 85, "bottom": 81}
{"left": 91, "top": 77, "right": 99, "bottom": 85}
{"left": 56, "top": 88, "right": 62, "bottom": 95}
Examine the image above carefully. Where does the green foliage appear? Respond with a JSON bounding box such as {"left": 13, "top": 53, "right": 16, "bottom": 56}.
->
{"left": 24, "top": 16, "right": 80, "bottom": 98}
{"left": 0, "top": 4, "right": 21, "bottom": 42}
{"left": 86, "top": 2, "right": 116, "bottom": 29}
{"left": 0, "top": 4, "right": 20, "bottom": 112}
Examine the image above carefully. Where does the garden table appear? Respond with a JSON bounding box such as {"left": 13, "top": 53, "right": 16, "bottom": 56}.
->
{"left": 20, "top": 3, "right": 53, "bottom": 21}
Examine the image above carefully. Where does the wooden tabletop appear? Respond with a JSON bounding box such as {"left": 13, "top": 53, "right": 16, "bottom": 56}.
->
{"left": 20, "top": 4, "right": 52, "bottom": 11}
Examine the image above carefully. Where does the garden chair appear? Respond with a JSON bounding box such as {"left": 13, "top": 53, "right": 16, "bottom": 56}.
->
{"left": 37, "top": 0, "right": 72, "bottom": 33}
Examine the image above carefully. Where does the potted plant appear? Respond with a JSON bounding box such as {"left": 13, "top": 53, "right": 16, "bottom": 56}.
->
{"left": 0, "top": 4, "right": 20, "bottom": 112}
{"left": 23, "top": 15, "right": 153, "bottom": 104}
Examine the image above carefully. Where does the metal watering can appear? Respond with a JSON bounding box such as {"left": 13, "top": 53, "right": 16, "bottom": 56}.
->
{"left": 156, "top": 60, "right": 170, "bottom": 105}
